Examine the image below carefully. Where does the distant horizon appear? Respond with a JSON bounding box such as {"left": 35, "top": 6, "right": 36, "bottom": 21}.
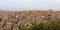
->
{"left": 0, "top": 9, "right": 60, "bottom": 11}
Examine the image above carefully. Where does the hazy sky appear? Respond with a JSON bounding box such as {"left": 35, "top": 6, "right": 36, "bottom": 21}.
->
{"left": 0, "top": 0, "right": 60, "bottom": 11}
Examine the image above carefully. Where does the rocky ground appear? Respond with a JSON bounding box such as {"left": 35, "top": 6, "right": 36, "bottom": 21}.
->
{"left": 0, "top": 10, "right": 60, "bottom": 30}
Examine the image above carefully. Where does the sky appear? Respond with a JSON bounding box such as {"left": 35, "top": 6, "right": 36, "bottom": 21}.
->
{"left": 0, "top": 0, "right": 60, "bottom": 11}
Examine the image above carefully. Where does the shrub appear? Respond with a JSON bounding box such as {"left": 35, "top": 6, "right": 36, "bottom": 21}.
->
{"left": 30, "top": 20, "right": 60, "bottom": 30}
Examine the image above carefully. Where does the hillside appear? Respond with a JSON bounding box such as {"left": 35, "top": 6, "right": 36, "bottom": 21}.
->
{"left": 0, "top": 10, "right": 60, "bottom": 30}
